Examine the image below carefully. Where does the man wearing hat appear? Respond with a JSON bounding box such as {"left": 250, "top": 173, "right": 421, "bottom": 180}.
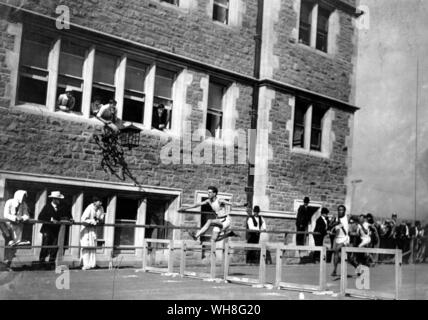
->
{"left": 296, "top": 196, "right": 311, "bottom": 246}
{"left": 38, "top": 191, "right": 71, "bottom": 269}
{"left": 313, "top": 207, "right": 330, "bottom": 262}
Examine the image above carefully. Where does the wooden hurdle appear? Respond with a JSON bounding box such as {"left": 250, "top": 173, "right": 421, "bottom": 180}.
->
{"left": 340, "top": 247, "right": 402, "bottom": 300}
{"left": 179, "top": 240, "right": 222, "bottom": 280}
{"left": 274, "top": 244, "right": 327, "bottom": 292}
{"left": 142, "top": 239, "right": 174, "bottom": 274}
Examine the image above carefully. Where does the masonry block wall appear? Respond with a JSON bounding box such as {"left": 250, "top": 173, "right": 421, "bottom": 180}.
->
{"left": 267, "top": 92, "right": 351, "bottom": 212}
{"left": 15, "top": 0, "right": 258, "bottom": 76}
{"left": 272, "top": 0, "right": 356, "bottom": 101}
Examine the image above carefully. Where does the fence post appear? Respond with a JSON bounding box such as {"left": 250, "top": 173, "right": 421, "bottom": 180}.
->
{"left": 168, "top": 239, "right": 174, "bottom": 273}
{"left": 340, "top": 247, "right": 347, "bottom": 295}
{"left": 223, "top": 239, "right": 230, "bottom": 281}
{"left": 275, "top": 247, "right": 282, "bottom": 288}
{"left": 55, "top": 223, "right": 66, "bottom": 268}
{"left": 180, "top": 241, "right": 186, "bottom": 276}
{"left": 319, "top": 247, "right": 327, "bottom": 291}
{"left": 395, "top": 249, "right": 402, "bottom": 300}
{"left": 210, "top": 240, "right": 216, "bottom": 279}
{"left": 259, "top": 243, "right": 266, "bottom": 284}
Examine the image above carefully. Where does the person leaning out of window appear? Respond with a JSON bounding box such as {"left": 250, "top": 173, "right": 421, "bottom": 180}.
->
{"left": 151, "top": 104, "right": 169, "bottom": 131}
{"left": 57, "top": 89, "right": 76, "bottom": 112}
{"left": 96, "top": 99, "right": 121, "bottom": 133}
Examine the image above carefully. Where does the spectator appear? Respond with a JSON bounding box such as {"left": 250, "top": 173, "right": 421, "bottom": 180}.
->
{"left": 366, "top": 213, "right": 380, "bottom": 264}
{"left": 97, "top": 99, "right": 120, "bottom": 133}
{"left": 313, "top": 207, "right": 329, "bottom": 262}
{"left": 152, "top": 104, "right": 169, "bottom": 131}
{"left": 80, "top": 197, "right": 105, "bottom": 270}
{"left": 296, "top": 197, "right": 311, "bottom": 246}
{"left": 57, "top": 89, "right": 75, "bottom": 112}
{"left": 90, "top": 96, "right": 102, "bottom": 116}
{"left": 3, "top": 190, "right": 30, "bottom": 246}
{"left": 394, "top": 221, "right": 410, "bottom": 263}
{"left": 411, "top": 221, "right": 423, "bottom": 263}
{"left": 38, "top": 191, "right": 73, "bottom": 270}
{"left": 246, "top": 206, "right": 259, "bottom": 264}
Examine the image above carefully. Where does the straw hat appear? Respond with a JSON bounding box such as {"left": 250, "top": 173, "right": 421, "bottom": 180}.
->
{"left": 48, "top": 191, "right": 64, "bottom": 199}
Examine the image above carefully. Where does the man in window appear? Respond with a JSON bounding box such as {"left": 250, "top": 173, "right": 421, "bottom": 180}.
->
{"left": 57, "top": 89, "right": 76, "bottom": 112}
{"left": 90, "top": 96, "right": 102, "bottom": 116}
{"left": 97, "top": 99, "right": 120, "bottom": 133}
{"left": 152, "top": 104, "right": 169, "bottom": 131}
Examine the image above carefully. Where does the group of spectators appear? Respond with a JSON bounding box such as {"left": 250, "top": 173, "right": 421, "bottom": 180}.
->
{"left": 1, "top": 190, "right": 104, "bottom": 271}
{"left": 295, "top": 196, "right": 428, "bottom": 276}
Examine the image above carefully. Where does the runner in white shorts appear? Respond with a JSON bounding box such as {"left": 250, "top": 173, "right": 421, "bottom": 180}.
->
{"left": 178, "top": 186, "right": 238, "bottom": 242}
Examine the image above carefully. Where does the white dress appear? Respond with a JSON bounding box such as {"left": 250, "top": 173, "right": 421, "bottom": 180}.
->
{"left": 80, "top": 203, "right": 104, "bottom": 269}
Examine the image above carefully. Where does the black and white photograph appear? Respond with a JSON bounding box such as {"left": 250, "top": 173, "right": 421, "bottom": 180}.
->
{"left": 0, "top": 0, "right": 427, "bottom": 307}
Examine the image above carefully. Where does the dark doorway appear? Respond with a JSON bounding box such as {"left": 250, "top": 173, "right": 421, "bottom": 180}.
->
{"left": 113, "top": 197, "right": 139, "bottom": 254}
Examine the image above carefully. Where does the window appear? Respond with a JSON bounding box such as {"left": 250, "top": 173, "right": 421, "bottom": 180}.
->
{"left": 92, "top": 52, "right": 117, "bottom": 105}
{"left": 123, "top": 60, "right": 147, "bottom": 124}
{"left": 17, "top": 29, "right": 52, "bottom": 105}
{"left": 213, "top": 0, "right": 229, "bottom": 24}
{"left": 207, "top": 80, "right": 226, "bottom": 138}
{"left": 153, "top": 67, "right": 175, "bottom": 130}
{"left": 15, "top": 26, "right": 181, "bottom": 132}
{"left": 160, "top": 0, "right": 179, "bottom": 5}
{"left": 298, "top": 1, "right": 332, "bottom": 53}
{"left": 293, "top": 97, "right": 328, "bottom": 152}
{"left": 57, "top": 38, "right": 86, "bottom": 113}
{"left": 316, "top": 7, "right": 330, "bottom": 52}
{"left": 298, "top": 1, "right": 312, "bottom": 46}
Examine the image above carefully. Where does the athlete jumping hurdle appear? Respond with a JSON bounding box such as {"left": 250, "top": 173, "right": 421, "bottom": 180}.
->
{"left": 178, "top": 186, "right": 239, "bottom": 242}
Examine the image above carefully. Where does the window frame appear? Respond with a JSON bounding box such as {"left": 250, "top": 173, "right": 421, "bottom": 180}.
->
{"left": 212, "top": 0, "right": 230, "bottom": 25}
{"left": 291, "top": 97, "right": 331, "bottom": 157}
{"left": 297, "top": 0, "right": 333, "bottom": 53}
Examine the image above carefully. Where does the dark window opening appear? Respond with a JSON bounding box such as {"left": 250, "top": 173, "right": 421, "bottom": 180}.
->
{"left": 293, "top": 99, "right": 309, "bottom": 148}
{"left": 310, "top": 106, "right": 327, "bottom": 151}
{"left": 113, "top": 197, "right": 139, "bottom": 253}
{"left": 316, "top": 7, "right": 330, "bottom": 52}
{"left": 153, "top": 67, "right": 175, "bottom": 130}
{"left": 207, "top": 81, "right": 225, "bottom": 138}
{"left": 123, "top": 60, "right": 146, "bottom": 124}
{"left": 160, "top": 0, "right": 179, "bottom": 5}
{"left": 299, "top": 1, "right": 313, "bottom": 45}
{"left": 213, "top": 0, "right": 229, "bottom": 24}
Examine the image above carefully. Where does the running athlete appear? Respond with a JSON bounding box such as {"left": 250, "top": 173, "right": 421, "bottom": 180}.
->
{"left": 178, "top": 186, "right": 239, "bottom": 242}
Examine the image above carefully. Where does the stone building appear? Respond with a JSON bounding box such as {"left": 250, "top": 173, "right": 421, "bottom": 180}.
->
{"left": 0, "top": 0, "right": 358, "bottom": 266}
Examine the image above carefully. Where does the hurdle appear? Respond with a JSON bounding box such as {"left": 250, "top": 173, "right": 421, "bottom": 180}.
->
{"left": 223, "top": 241, "right": 266, "bottom": 286}
{"left": 142, "top": 239, "right": 174, "bottom": 274}
{"left": 340, "top": 247, "right": 402, "bottom": 300}
{"left": 179, "top": 240, "right": 222, "bottom": 280}
{"left": 273, "top": 244, "right": 327, "bottom": 292}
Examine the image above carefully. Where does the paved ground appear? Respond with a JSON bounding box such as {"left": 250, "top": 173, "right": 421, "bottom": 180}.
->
{"left": 0, "top": 262, "right": 426, "bottom": 300}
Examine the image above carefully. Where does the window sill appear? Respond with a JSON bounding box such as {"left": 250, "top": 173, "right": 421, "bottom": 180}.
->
{"left": 296, "top": 43, "right": 334, "bottom": 59}
{"left": 212, "top": 20, "right": 234, "bottom": 29}
{"left": 152, "top": 0, "right": 190, "bottom": 13}
{"left": 291, "top": 146, "right": 330, "bottom": 159}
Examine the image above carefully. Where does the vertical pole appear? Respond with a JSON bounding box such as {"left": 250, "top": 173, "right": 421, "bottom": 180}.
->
{"left": 168, "top": 239, "right": 174, "bottom": 273}
{"left": 319, "top": 247, "right": 327, "bottom": 291}
{"left": 210, "top": 240, "right": 216, "bottom": 279}
{"left": 223, "top": 239, "right": 230, "bottom": 281}
{"left": 142, "top": 238, "right": 147, "bottom": 271}
{"left": 395, "top": 249, "right": 402, "bottom": 300}
{"left": 55, "top": 224, "right": 66, "bottom": 268}
{"left": 259, "top": 243, "right": 266, "bottom": 284}
{"left": 275, "top": 247, "right": 282, "bottom": 288}
{"left": 340, "top": 246, "right": 347, "bottom": 295}
{"left": 180, "top": 241, "right": 186, "bottom": 276}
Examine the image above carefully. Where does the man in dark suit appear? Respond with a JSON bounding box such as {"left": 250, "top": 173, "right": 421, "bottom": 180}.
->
{"left": 152, "top": 104, "right": 169, "bottom": 131}
{"left": 38, "top": 191, "right": 72, "bottom": 269}
{"left": 296, "top": 197, "right": 311, "bottom": 246}
{"left": 313, "top": 207, "right": 329, "bottom": 262}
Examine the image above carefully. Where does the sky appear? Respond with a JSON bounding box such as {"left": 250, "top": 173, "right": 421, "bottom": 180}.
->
{"left": 351, "top": 0, "right": 428, "bottom": 222}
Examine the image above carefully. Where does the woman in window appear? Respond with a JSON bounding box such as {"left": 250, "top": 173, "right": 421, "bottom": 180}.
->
{"left": 80, "top": 197, "right": 105, "bottom": 270}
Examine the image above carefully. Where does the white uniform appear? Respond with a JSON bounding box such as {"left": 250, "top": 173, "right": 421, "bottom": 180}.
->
{"left": 209, "top": 198, "right": 231, "bottom": 230}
